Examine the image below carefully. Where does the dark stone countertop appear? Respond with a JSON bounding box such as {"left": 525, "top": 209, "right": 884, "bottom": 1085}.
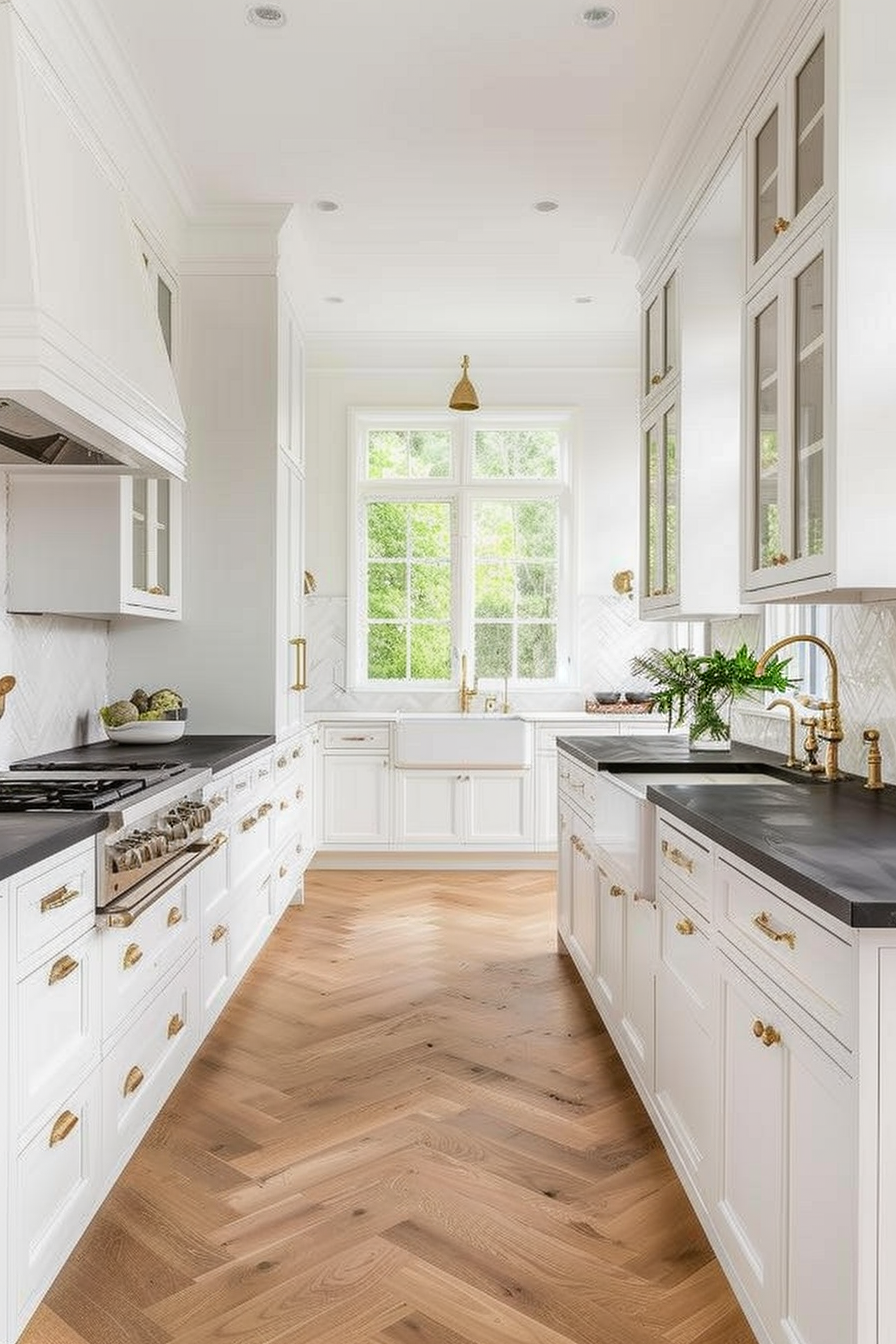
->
{"left": 13, "top": 734, "right": 276, "bottom": 777}
{"left": 557, "top": 734, "right": 896, "bottom": 929}
{"left": 0, "top": 812, "right": 107, "bottom": 884}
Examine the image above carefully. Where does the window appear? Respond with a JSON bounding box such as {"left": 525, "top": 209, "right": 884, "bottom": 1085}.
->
{"left": 350, "top": 412, "right": 572, "bottom": 688}
{"left": 762, "top": 604, "right": 831, "bottom": 701}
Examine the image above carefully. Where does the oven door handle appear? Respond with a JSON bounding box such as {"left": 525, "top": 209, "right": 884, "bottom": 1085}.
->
{"left": 99, "top": 833, "right": 227, "bottom": 929}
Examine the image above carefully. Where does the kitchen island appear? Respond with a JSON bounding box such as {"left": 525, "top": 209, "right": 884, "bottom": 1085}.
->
{"left": 556, "top": 733, "right": 894, "bottom": 1344}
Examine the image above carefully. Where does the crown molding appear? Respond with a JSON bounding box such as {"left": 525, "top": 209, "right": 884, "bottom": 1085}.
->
{"left": 179, "top": 207, "right": 292, "bottom": 276}
{"left": 304, "top": 331, "right": 638, "bottom": 372}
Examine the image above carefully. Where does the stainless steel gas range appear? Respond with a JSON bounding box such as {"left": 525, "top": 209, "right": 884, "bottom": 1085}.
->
{"left": 4, "top": 761, "right": 223, "bottom": 924}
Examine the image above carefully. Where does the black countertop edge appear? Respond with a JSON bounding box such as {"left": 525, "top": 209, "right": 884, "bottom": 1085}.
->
{"left": 556, "top": 734, "right": 787, "bottom": 774}
{"left": 13, "top": 735, "right": 277, "bottom": 777}
{"left": 0, "top": 813, "right": 107, "bottom": 884}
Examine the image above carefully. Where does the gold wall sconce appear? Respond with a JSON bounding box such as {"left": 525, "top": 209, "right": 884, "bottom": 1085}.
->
{"left": 612, "top": 569, "right": 635, "bottom": 598}
{"left": 448, "top": 355, "right": 479, "bottom": 411}
{"left": 289, "top": 638, "right": 307, "bottom": 691}
{"left": 0, "top": 674, "right": 15, "bottom": 716}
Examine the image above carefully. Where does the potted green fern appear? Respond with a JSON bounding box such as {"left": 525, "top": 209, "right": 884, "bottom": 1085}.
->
{"left": 630, "top": 643, "right": 792, "bottom": 750}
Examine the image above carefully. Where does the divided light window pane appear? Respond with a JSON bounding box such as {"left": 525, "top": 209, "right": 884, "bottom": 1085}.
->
{"left": 473, "top": 499, "right": 558, "bottom": 679}
{"left": 366, "top": 429, "right": 451, "bottom": 479}
{"left": 365, "top": 500, "right": 452, "bottom": 680}
{"left": 473, "top": 429, "right": 559, "bottom": 479}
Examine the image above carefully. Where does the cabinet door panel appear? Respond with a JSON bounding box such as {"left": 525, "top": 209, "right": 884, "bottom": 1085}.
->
{"left": 621, "top": 894, "right": 656, "bottom": 1091}
{"left": 322, "top": 755, "right": 390, "bottom": 845}
{"left": 466, "top": 773, "right": 530, "bottom": 846}
{"left": 396, "top": 772, "right": 462, "bottom": 846}
{"left": 594, "top": 866, "right": 624, "bottom": 1017}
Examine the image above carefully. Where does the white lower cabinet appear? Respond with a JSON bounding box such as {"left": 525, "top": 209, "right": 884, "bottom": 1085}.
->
{"left": 594, "top": 862, "right": 624, "bottom": 1018}
{"left": 321, "top": 752, "right": 391, "bottom": 847}
{"left": 620, "top": 886, "right": 656, "bottom": 1093}
{"left": 654, "top": 888, "right": 715, "bottom": 1204}
{"left": 716, "top": 951, "right": 855, "bottom": 1344}
{"left": 396, "top": 769, "right": 531, "bottom": 849}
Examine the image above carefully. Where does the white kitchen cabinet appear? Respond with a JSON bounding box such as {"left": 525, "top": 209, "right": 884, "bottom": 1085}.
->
{"left": 716, "top": 952, "right": 855, "bottom": 1344}
{"left": 396, "top": 768, "right": 531, "bottom": 849}
{"left": 557, "top": 755, "right": 599, "bottom": 989}
{"left": 7, "top": 473, "right": 182, "bottom": 619}
{"left": 639, "top": 156, "right": 746, "bottom": 620}
{"left": 744, "top": 19, "right": 832, "bottom": 292}
{"left": 593, "top": 861, "right": 624, "bottom": 1019}
{"left": 641, "top": 263, "right": 678, "bottom": 404}
{"left": 276, "top": 457, "right": 305, "bottom": 738}
{"left": 322, "top": 753, "right": 391, "bottom": 847}
{"left": 277, "top": 292, "right": 304, "bottom": 467}
{"left": 620, "top": 887, "right": 656, "bottom": 1093}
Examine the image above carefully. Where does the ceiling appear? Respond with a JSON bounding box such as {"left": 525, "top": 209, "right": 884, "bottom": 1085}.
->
{"left": 90, "top": 0, "right": 749, "bottom": 341}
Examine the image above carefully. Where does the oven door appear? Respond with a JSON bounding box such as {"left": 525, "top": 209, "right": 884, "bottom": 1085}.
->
{"left": 98, "top": 832, "right": 227, "bottom": 928}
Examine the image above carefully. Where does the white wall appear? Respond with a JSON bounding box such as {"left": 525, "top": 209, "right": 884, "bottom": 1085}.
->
{"left": 303, "top": 335, "right": 680, "bottom": 713}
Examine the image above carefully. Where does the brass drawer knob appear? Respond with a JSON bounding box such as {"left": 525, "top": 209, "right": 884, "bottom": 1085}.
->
{"left": 48, "top": 953, "right": 79, "bottom": 985}
{"left": 211, "top": 924, "right": 228, "bottom": 944}
{"left": 610, "top": 884, "right": 626, "bottom": 899}
{"left": 167, "top": 1013, "right": 185, "bottom": 1039}
{"left": 277, "top": 754, "right": 289, "bottom": 768}
{"left": 49, "top": 1110, "right": 79, "bottom": 1147}
{"left": 773, "top": 216, "right": 790, "bottom": 236}
{"left": 167, "top": 906, "right": 183, "bottom": 927}
{"left": 258, "top": 802, "right": 274, "bottom": 816}
{"left": 752, "top": 1018, "right": 781, "bottom": 1048}
{"left": 675, "top": 917, "right": 695, "bottom": 936}
{"left": 240, "top": 814, "right": 258, "bottom": 832}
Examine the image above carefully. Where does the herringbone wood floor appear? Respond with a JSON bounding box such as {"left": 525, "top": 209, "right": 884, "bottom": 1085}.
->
{"left": 21, "top": 870, "right": 755, "bottom": 1344}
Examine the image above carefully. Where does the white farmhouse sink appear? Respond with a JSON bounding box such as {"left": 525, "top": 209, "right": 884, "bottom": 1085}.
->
{"left": 394, "top": 714, "right": 530, "bottom": 768}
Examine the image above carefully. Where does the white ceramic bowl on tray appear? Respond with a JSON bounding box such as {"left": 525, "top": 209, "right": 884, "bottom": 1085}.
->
{"left": 104, "top": 720, "right": 186, "bottom": 744}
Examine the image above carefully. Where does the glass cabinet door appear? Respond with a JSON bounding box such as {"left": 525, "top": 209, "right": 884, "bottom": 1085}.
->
{"left": 642, "top": 394, "right": 679, "bottom": 608}
{"left": 643, "top": 269, "right": 678, "bottom": 397}
{"left": 752, "top": 296, "right": 783, "bottom": 570}
{"left": 795, "top": 38, "right": 825, "bottom": 217}
{"left": 794, "top": 252, "right": 825, "bottom": 561}
{"left": 128, "top": 477, "right": 179, "bottom": 611}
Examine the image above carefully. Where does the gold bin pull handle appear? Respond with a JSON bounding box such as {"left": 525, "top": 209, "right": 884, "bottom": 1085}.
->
{"left": 40, "top": 884, "right": 79, "bottom": 914}
{"left": 123, "top": 942, "right": 143, "bottom": 970}
{"left": 123, "top": 1066, "right": 144, "bottom": 1097}
{"left": 49, "top": 1110, "right": 79, "bottom": 1147}
{"left": 48, "top": 954, "right": 79, "bottom": 985}
{"left": 661, "top": 840, "right": 694, "bottom": 874}
{"left": 753, "top": 910, "right": 796, "bottom": 950}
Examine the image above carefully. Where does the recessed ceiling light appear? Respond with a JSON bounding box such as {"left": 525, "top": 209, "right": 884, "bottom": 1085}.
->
{"left": 246, "top": 6, "right": 286, "bottom": 29}
{"left": 314, "top": 200, "right": 340, "bottom": 212}
{"left": 324, "top": 296, "right": 344, "bottom": 304}
{"left": 533, "top": 200, "right": 559, "bottom": 213}
{"left": 579, "top": 6, "right": 616, "bottom": 28}
{"left": 574, "top": 296, "right": 594, "bottom": 304}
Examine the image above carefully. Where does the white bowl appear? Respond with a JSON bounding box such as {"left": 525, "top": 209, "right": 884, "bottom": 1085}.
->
{"left": 104, "top": 720, "right": 186, "bottom": 744}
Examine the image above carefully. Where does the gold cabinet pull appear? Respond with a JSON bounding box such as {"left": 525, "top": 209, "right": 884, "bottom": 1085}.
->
{"left": 277, "top": 754, "right": 289, "bottom": 768}
{"left": 610, "top": 884, "right": 626, "bottom": 899}
{"left": 122, "top": 942, "right": 143, "bottom": 970}
{"left": 773, "top": 216, "right": 791, "bottom": 236}
{"left": 752, "top": 1018, "right": 782, "bottom": 1048}
{"left": 279, "top": 864, "right": 289, "bottom": 878}
{"left": 753, "top": 910, "right": 796, "bottom": 950}
{"left": 48, "top": 953, "right": 79, "bottom": 985}
{"left": 209, "top": 792, "right": 226, "bottom": 809}
{"left": 240, "top": 814, "right": 258, "bottom": 832}
{"left": 40, "top": 884, "right": 79, "bottom": 914}
{"left": 290, "top": 636, "right": 307, "bottom": 691}
{"left": 292, "top": 745, "right": 304, "bottom": 759}
{"left": 123, "top": 1065, "right": 144, "bottom": 1097}
{"left": 49, "top": 1110, "right": 79, "bottom": 1147}
{"left": 675, "top": 917, "right": 695, "bottom": 936}
{"left": 650, "top": 372, "right": 664, "bottom": 386}
{"left": 295, "top": 785, "right": 305, "bottom": 801}
{"left": 280, "top": 799, "right": 290, "bottom": 810}
{"left": 210, "top": 831, "right": 228, "bottom": 850}
{"left": 167, "top": 907, "right": 183, "bottom": 927}
{"left": 167, "top": 1013, "right": 185, "bottom": 1039}
{"left": 258, "top": 802, "right": 274, "bottom": 816}
{"left": 211, "top": 923, "right": 228, "bottom": 944}
{"left": 661, "top": 840, "right": 694, "bottom": 874}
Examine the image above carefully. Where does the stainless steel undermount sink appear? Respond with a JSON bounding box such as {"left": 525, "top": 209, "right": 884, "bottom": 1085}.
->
{"left": 394, "top": 713, "right": 530, "bottom": 768}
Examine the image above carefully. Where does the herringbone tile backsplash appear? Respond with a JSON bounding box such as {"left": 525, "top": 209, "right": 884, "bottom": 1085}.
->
{"left": 0, "top": 612, "right": 108, "bottom": 766}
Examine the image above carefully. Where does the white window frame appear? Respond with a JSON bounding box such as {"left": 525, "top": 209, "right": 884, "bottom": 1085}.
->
{"left": 347, "top": 408, "right": 576, "bottom": 691}
{"left": 762, "top": 603, "right": 831, "bottom": 702}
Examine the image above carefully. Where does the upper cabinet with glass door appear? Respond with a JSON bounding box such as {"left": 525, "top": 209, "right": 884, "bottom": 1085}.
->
{"left": 640, "top": 392, "right": 679, "bottom": 615}
{"left": 745, "top": 18, "right": 833, "bottom": 293}
{"left": 641, "top": 265, "right": 678, "bottom": 407}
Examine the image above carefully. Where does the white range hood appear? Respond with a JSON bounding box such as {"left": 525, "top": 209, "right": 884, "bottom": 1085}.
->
{"left": 0, "top": 3, "right": 187, "bottom": 478}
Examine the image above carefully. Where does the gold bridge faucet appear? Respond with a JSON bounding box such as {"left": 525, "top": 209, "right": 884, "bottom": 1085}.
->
{"left": 756, "top": 634, "right": 844, "bottom": 780}
{"left": 459, "top": 652, "right": 478, "bottom": 714}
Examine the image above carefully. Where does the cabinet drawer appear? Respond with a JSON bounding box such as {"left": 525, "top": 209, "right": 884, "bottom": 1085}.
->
{"left": 274, "top": 733, "right": 312, "bottom": 783}
{"left": 14, "top": 839, "right": 96, "bottom": 966}
{"left": 203, "top": 774, "right": 232, "bottom": 827}
{"left": 231, "top": 799, "right": 274, "bottom": 890}
{"left": 13, "top": 1068, "right": 103, "bottom": 1325}
{"left": 322, "top": 723, "right": 391, "bottom": 752}
{"left": 557, "top": 753, "right": 596, "bottom": 811}
{"left": 102, "top": 952, "right": 200, "bottom": 1180}
{"left": 657, "top": 815, "right": 712, "bottom": 918}
{"left": 16, "top": 926, "right": 101, "bottom": 1135}
{"left": 717, "top": 857, "right": 855, "bottom": 1049}
{"left": 273, "top": 774, "right": 309, "bottom": 850}
{"left": 101, "top": 873, "right": 198, "bottom": 1041}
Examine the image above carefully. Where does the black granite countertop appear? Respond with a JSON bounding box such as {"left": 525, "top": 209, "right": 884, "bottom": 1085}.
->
{"left": 13, "top": 734, "right": 276, "bottom": 777}
{"left": 0, "top": 812, "right": 107, "bottom": 883}
{"left": 557, "top": 734, "right": 896, "bottom": 929}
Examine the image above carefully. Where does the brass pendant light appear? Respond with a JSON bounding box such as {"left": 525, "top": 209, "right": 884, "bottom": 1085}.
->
{"left": 448, "top": 355, "right": 479, "bottom": 411}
